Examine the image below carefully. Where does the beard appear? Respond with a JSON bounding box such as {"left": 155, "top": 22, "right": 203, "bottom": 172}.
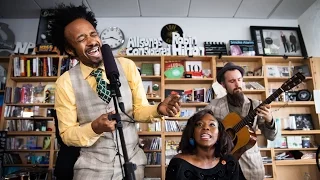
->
{"left": 227, "top": 88, "right": 245, "bottom": 107}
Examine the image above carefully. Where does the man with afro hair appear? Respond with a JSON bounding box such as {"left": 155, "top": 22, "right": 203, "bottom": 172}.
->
{"left": 51, "top": 3, "right": 181, "bottom": 180}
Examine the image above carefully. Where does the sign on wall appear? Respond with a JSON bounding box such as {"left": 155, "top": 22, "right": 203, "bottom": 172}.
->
{"left": 126, "top": 32, "right": 204, "bottom": 56}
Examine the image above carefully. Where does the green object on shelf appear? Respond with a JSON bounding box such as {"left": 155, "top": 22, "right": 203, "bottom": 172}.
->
{"left": 164, "top": 66, "right": 184, "bottom": 78}
{"left": 141, "top": 63, "right": 154, "bottom": 76}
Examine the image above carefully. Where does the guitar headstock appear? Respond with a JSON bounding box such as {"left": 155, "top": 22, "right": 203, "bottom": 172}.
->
{"left": 281, "top": 72, "right": 306, "bottom": 91}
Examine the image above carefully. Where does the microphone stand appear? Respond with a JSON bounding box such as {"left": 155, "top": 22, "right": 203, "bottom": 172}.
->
{"left": 108, "top": 74, "right": 136, "bottom": 180}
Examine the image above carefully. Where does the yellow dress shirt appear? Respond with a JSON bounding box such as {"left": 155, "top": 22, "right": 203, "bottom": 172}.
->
{"left": 55, "top": 57, "right": 159, "bottom": 147}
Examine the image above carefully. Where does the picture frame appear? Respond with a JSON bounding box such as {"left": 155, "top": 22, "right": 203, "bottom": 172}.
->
{"left": 289, "top": 114, "right": 314, "bottom": 130}
{"left": 250, "top": 26, "right": 308, "bottom": 57}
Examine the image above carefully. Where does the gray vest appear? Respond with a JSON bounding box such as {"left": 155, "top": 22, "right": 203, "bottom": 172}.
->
{"left": 69, "top": 59, "right": 141, "bottom": 176}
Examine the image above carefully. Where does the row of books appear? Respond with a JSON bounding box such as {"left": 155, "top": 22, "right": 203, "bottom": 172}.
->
{"left": 266, "top": 64, "right": 310, "bottom": 77}
{"left": 13, "top": 57, "right": 57, "bottom": 77}
{"left": 3, "top": 105, "right": 52, "bottom": 118}
{"left": 4, "top": 83, "right": 56, "bottom": 104}
{"left": 140, "top": 137, "right": 162, "bottom": 150}
{"left": 146, "top": 152, "right": 161, "bottom": 165}
{"left": 6, "top": 120, "right": 49, "bottom": 132}
{"left": 165, "top": 88, "right": 214, "bottom": 103}
{"left": 165, "top": 120, "right": 186, "bottom": 132}
{"left": 3, "top": 152, "right": 50, "bottom": 165}
{"left": 12, "top": 57, "right": 80, "bottom": 78}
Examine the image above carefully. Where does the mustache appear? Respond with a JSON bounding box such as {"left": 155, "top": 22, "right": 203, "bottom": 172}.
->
{"left": 233, "top": 87, "right": 242, "bottom": 92}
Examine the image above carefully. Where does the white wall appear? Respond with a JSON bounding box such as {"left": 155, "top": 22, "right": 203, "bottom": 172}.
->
{"left": 1, "top": 17, "right": 299, "bottom": 53}
{"left": 299, "top": 0, "right": 320, "bottom": 57}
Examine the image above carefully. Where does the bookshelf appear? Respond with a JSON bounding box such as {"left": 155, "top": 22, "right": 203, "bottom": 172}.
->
{"left": 0, "top": 54, "right": 68, "bottom": 178}
{"left": 0, "top": 55, "right": 319, "bottom": 180}
{"left": 126, "top": 55, "right": 320, "bottom": 180}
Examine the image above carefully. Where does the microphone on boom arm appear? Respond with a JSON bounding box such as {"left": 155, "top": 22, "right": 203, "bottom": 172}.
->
{"left": 101, "top": 44, "right": 125, "bottom": 112}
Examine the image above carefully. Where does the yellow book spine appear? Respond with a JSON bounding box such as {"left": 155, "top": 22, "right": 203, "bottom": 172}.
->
{"left": 27, "top": 59, "right": 31, "bottom": 77}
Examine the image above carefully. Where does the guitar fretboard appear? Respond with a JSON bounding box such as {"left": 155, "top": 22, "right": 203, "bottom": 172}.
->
{"left": 231, "top": 72, "right": 304, "bottom": 133}
{"left": 233, "top": 88, "right": 284, "bottom": 133}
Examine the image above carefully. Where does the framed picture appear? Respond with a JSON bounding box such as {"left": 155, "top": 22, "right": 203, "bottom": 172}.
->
{"left": 289, "top": 114, "right": 314, "bottom": 130}
{"left": 250, "top": 26, "right": 308, "bottom": 57}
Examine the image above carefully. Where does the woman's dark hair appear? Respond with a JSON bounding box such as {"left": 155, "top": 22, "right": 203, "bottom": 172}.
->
{"left": 49, "top": 3, "right": 98, "bottom": 54}
{"left": 178, "top": 109, "right": 234, "bottom": 158}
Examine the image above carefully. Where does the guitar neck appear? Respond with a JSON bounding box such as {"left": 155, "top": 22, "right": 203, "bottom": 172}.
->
{"left": 234, "top": 88, "right": 284, "bottom": 132}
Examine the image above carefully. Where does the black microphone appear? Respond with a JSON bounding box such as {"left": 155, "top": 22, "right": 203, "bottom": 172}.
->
{"left": 101, "top": 44, "right": 126, "bottom": 113}
{"left": 101, "top": 44, "right": 137, "bottom": 180}
{"left": 101, "top": 44, "right": 120, "bottom": 86}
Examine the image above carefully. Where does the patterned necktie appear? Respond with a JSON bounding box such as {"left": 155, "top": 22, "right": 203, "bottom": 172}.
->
{"left": 90, "top": 68, "right": 112, "bottom": 104}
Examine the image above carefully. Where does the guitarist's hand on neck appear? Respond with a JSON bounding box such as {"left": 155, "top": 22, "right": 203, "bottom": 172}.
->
{"left": 256, "top": 104, "right": 273, "bottom": 125}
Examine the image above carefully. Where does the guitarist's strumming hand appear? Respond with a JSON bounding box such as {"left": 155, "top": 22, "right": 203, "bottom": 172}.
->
{"left": 256, "top": 104, "right": 273, "bottom": 125}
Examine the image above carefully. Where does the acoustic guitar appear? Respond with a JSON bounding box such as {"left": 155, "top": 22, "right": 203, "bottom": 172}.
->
{"left": 222, "top": 72, "right": 306, "bottom": 159}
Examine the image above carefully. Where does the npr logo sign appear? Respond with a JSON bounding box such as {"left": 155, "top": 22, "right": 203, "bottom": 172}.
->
{"left": 14, "top": 42, "right": 35, "bottom": 54}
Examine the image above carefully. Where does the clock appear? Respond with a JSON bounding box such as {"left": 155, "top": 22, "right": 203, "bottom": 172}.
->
{"left": 100, "top": 27, "right": 125, "bottom": 49}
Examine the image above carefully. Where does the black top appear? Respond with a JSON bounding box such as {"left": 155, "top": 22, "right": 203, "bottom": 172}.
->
{"left": 52, "top": 109, "right": 80, "bottom": 180}
{"left": 166, "top": 154, "right": 239, "bottom": 180}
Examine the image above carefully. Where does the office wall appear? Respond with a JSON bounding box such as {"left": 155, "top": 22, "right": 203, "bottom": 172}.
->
{"left": 1, "top": 17, "right": 298, "bottom": 52}
{"left": 299, "top": 0, "right": 320, "bottom": 57}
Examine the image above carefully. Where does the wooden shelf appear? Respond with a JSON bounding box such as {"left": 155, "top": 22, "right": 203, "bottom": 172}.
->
{"left": 5, "top": 117, "right": 54, "bottom": 120}
{"left": 145, "top": 165, "right": 161, "bottom": 168}
{"left": 274, "top": 148, "right": 318, "bottom": 151}
{"left": 7, "top": 131, "right": 54, "bottom": 136}
{"left": 117, "top": 55, "right": 161, "bottom": 61}
{"left": 165, "top": 78, "right": 214, "bottom": 84}
{"left": 165, "top": 132, "right": 182, "bottom": 136}
{"left": 242, "top": 89, "right": 265, "bottom": 94}
{"left": 2, "top": 55, "right": 318, "bottom": 180}
{"left": 11, "top": 54, "right": 67, "bottom": 58}
{"left": 270, "top": 101, "right": 315, "bottom": 107}
{"left": 138, "top": 131, "right": 162, "bottom": 136}
{"left": 165, "top": 117, "right": 189, "bottom": 121}
{"left": 256, "top": 130, "right": 320, "bottom": 135}
{"left": 0, "top": 56, "right": 10, "bottom": 59}
{"left": 11, "top": 76, "right": 58, "bottom": 82}
{"left": 144, "top": 150, "right": 161, "bottom": 153}
{"left": 263, "top": 163, "right": 273, "bottom": 166}
{"left": 5, "top": 149, "right": 51, "bottom": 152}
{"left": 243, "top": 76, "right": 264, "bottom": 81}
{"left": 264, "top": 57, "right": 305, "bottom": 63}
{"left": 181, "top": 102, "right": 209, "bottom": 107}
{"left": 267, "top": 77, "right": 312, "bottom": 82}
{"left": 275, "top": 159, "right": 317, "bottom": 165}
{"left": 3, "top": 164, "right": 49, "bottom": 167}
{"left": 281, "top": 130, "right": 320, "bottom": 135}
{"left": 5, "top": 103, "right": 55, "bottom": 106}
{"left": 217, "top": 56, "right": 264, "bottom": 62}
{"left": 164, "top": 56, "right": 213, "bottom": 61}
{"left": 147, "top": 97, "right": 162, "bottom": 100}
{"left": 141, "top": 75, "right": 161, "bottom": 80}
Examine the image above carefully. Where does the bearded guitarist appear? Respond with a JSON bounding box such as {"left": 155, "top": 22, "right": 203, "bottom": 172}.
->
{"left": 204, "top": 62, "right": 277, "bottom": 180}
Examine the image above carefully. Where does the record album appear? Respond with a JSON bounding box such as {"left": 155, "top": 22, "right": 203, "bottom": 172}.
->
{"left": 161, "top": 24, "right": 183, "bottom": 44}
